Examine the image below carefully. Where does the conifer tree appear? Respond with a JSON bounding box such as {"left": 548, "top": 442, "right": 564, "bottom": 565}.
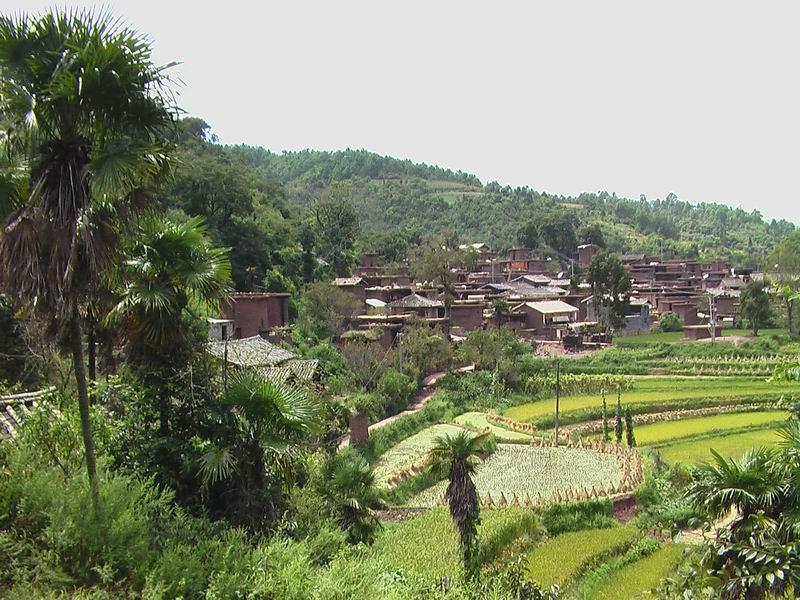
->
{"left": 601, "top": 390, "right": 610, "bottom": 442}
{"left": 614, "top": 388, "right": 623, "bottom": 444}
{"left": 625, "top": 407, "right": 636, "bottom": 447}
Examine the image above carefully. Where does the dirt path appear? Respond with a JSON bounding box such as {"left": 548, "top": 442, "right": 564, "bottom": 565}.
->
{"left": 679, "top": 508, "right": 738, "bottom": 545}
{"left": 338, "top": 364, "right": 475, "bottom": 449}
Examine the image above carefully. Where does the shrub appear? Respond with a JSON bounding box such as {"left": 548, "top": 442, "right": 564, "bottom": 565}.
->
{"left": 658, "top": 312, "right": 683, "bottom": 333}
{"left": 378, "top": 367, "right": 418, "bottom": 415}
{"left": 539, "top": 499, "right": 616, "bottom": 535}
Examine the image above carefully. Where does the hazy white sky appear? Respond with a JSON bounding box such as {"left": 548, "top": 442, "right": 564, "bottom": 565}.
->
{"left": 13, "top": 1, "right": 800, "bottom": 222}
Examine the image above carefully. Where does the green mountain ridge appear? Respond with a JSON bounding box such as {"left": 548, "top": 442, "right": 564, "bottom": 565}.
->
{"left": 224, "top": 145, "right": 795, "bottom": 265}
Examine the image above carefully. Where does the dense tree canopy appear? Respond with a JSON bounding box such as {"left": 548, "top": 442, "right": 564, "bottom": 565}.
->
{"left": 588, "top": 251, "right": 632, "bottom": 331}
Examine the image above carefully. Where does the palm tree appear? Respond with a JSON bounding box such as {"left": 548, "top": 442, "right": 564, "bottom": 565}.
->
{"left": 684, "top": 424, "right": 800, "bottom": 598}
{"left": 198, "top": 370, "right": 321, "bottom": 529}
{"left": 109, "top": 214, "right": 230, "bottom": 431}
{"left": 318, "top": 448, "right": 384, "bottom": 543}
{"left": 686, "top": 447, "right": 781, "bottom": 522}
{"left": 428, "top": 430, "right": 492, "bottom": 579}
{"left": 0, "top": 10, "right": 176, "bottom": 509}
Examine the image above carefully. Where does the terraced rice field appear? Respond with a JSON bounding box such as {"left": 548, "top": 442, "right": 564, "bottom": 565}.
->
{"left": 373, "top": 508, "right": 540, "bottom": 580}
{"left": 453, "top": 412, "right": 531, "bottom": 441}
{"left": 655, "top": 428, "right": 783, "bottom": 464}
{"left": 589, "top": 544, "right": 686, "bottom": 600}
{"left": 634, "top": 411, "right": 787, "bottom": 446}
{"left": 410, "top": 444, "right": 623, "bottom": 507}
{"left": 504, "top": 377, "right": 792, "bottom": 423}
{"left": 525, "top": 527, "right": 639, "bottom": 588}
{"left": 372, "top": 423, "right": 463, "bottom": 487}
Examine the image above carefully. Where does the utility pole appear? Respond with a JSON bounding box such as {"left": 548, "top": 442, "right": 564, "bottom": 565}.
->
{"left": 554, "top": 359, "right": 560, "bottom": 447}
{"left": 397, "top": 332, "right": 404, "bottom": 371}
{"left": 708, "top": 293, "right": 717, "bottom": 343}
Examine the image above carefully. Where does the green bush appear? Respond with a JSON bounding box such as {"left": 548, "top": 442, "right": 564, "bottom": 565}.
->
{"left": 539, "top": 499, "right": 616, "bottom": 535}
{"left": 658, "top": 312, "right": 683, "bottom": 333}
{"left": 378, "top": 367, "right": 418, "bottom": 415}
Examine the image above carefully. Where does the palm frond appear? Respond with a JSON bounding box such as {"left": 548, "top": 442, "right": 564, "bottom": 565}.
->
{"left": 198, "top": 444, "right": 238, "bottom": 486}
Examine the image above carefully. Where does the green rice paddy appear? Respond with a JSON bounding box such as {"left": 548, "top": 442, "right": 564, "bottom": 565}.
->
{"left": 525, "top": 527, "right": 639, "bottom": 588}
{"left": 655, "top": 427, "right": 783, "bottom": 464}
{"left": 589, "top": 544, "right": 686, "bottom": 599}
{"left": 504, "top": 377, "right": 792, "bottom": 423}
{"left": 634, "top": 411, "right": 787, "bottom": 446}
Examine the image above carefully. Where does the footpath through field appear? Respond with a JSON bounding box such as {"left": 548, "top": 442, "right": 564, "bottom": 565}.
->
{"left": 338, "top": 364, "right": 475, "bottom": 449}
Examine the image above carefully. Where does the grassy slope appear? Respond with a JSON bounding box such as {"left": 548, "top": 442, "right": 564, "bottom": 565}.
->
{"left": 656, "top": 427, "right": 783, "bottom": 464}
{"left": 634, "top": 411, "right": 788, "bottom": 446}
{"left": 410, "top": 445, "right": 622, "bottom": 508}
{"left": 614, "top": 329, "right": 785, "bottom": 347}
{"left": 525, "top": 527, "right": 639, "bottom": 588}
{"left": 504, "top": 377, "right": 790, "bottom": 423}
{"left": 589, "top": 544, "right": 685, "bottom": 600}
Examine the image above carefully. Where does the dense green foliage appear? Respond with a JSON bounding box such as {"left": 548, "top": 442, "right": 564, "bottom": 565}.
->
{"left": 174, "top": 145, "right": 796, "bottom": 268}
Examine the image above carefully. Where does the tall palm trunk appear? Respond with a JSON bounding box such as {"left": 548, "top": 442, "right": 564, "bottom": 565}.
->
{"left": 448, "top": 460, "right": 480, "bottom": 579}
{"left": 87, "top": 318, "right": 97, "bottom": 381}
{"left": 70, "top": 313, "right": 101, "bottom": 513}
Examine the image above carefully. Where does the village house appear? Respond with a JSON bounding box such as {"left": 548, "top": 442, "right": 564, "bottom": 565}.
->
{"left": 388, "top": 293, "right": 445, "bottom": 319}
{"left": 513, "top": 300, "right": 579, "bottom": 340}
{"left": 222, "top": 292, "right": 290, "bottom": 339}
{"left": 449, "top": 300, "right": 485, "bottom": 334}
{"left": 333, "top": 276, "right": 368, "bottom": 302}
{"left": 577, "top": 243, "right": 598, "bottom": 268}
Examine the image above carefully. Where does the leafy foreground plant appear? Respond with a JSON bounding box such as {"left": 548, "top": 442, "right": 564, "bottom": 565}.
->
{"left": 675, "top": 421, "right": 800, "bottom": 599}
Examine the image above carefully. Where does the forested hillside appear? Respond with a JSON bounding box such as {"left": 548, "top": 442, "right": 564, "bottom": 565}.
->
{"left": 227, "top": 143, "right": 795, "bottom": 266}
{"left": 155, "top": 120, "right": 795, "bottom": 292}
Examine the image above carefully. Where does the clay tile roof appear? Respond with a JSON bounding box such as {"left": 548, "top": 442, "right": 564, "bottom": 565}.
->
{"left": 207, "top": 336, "right": 296, "bottom": 367}
{"left": 0, "top": 387, "right": 57, "bottom": 441}
{"left": 388, "top": 293, "right": 444, "bottom": 308}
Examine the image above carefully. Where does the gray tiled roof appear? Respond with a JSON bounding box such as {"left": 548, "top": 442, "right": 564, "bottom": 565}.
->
{"left": 207, "top": 336, "right": 296, "bottom": 367}
{"left": 388, "top": 293, "right": 443, "bottom": 308}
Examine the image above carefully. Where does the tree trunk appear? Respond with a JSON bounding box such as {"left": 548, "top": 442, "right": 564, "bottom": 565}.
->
{"left": 70, "top": 314, "right": 101, "bottom": 514}
{"left": 87, "top": 320, "right": 96, "bottom": 382}
{"left": 786, "top": 298, "right": 794, "bottom": 335}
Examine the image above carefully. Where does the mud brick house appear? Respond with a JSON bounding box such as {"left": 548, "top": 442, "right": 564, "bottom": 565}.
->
{"left": 388, "top": 293, "right": 445, "bottom": 319}
{"left": 459, "top": 242, "right": 495, "bottom": 261}
{"left": 708, "top": 288, "right": 741, "bottom": 319}
{"left": 577, "top": 244, "right": 598, "bottom": 268}
{"left": 222, "top": 292, "right": 290, "bottom": 339}
{"left": 449, "top": 301, "right": 485, "bottom": 332}
{"left": 333, "top": 276, "right": 368, "bottom": 302}
{"left": 365, "top": 285, "right": 413, "bottom": 304}
{"left": 513, "top": 300, "right": 579, "bottom": 340}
